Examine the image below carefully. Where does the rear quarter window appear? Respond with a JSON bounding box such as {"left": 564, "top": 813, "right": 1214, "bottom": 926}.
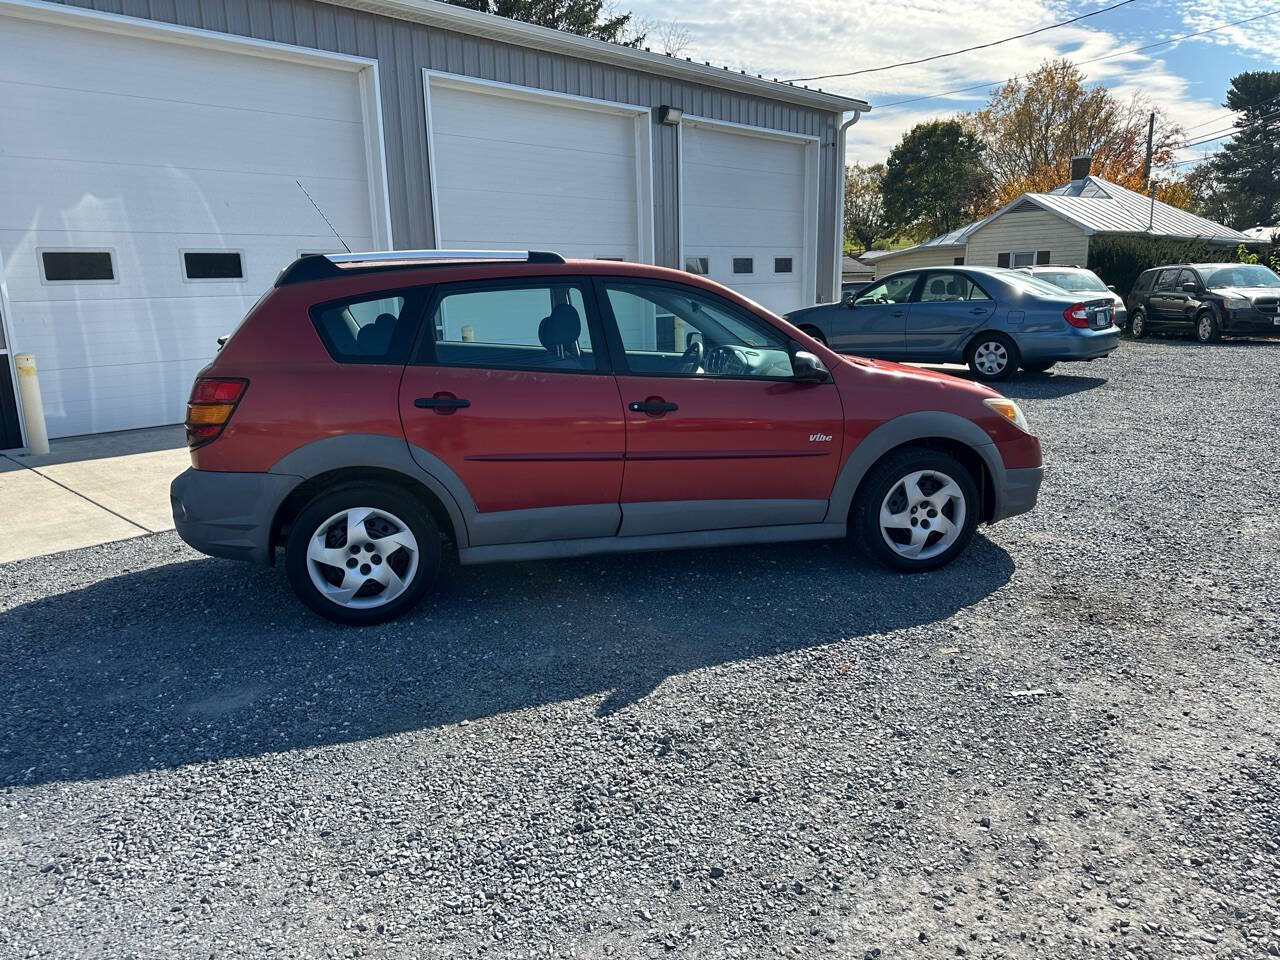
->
{"left": 311, "top": 292, "right": 421, "bottom": 363}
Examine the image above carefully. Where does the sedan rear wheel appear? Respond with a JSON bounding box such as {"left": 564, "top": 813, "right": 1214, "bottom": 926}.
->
{"left": 853, "top": 448, "right": 979, "bottom": 572}
{"left": 967, "top": 333, "right": 1019, "bottom": 382}
{"left": 285, "top": 484, "right": 441, "bottom": 625}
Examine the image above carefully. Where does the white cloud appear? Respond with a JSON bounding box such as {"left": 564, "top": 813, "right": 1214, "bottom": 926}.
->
{"left": 625, "top": 0, "right": 1250, "bottom": 166}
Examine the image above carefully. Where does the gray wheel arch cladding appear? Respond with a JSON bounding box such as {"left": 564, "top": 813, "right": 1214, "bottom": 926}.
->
{"left": 269, "top": 433, "right": 473, "bottom": 549}
{"left": 823, "top": 411, "right": 1006, "bottom": 525}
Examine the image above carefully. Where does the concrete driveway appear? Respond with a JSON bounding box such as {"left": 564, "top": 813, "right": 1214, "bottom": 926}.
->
{"left": 0, "top": 425, "right": 189, "bottom": 563}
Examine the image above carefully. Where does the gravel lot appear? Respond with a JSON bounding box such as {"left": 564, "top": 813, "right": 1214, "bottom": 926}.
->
{"left": 2, "top": 337, "right": 1278, "bottom": 960}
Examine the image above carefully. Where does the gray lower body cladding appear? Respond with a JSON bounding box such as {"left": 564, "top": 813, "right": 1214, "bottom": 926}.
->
{"left": 170, "top": 468, "right": 299, "bottom": 564}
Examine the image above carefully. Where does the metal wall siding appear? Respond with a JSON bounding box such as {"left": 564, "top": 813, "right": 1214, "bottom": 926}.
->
{"left": 52, "top": 0, "right": 842, "bottom": 295}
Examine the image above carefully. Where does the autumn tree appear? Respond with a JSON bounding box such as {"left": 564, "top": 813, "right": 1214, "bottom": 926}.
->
{"left": 843, "top": 163, "right": 890, "bottom": 253}
{"left": 882, "top": 120, "right": 990, "bottom": 239}
{"left": 446, "top": 0, "right": 642, "bottom": 44}
{"left": 968, "top": 59, "right": 1182, "bottom": 206}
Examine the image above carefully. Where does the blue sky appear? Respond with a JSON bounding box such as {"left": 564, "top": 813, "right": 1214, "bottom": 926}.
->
{"left": 625, "top": 0, "right": 1280, "bottom": 167}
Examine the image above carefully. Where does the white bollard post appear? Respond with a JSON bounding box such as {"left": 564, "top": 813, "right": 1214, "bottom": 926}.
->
{"left": 14, "top": 354, "right": 50, "bottom": 456}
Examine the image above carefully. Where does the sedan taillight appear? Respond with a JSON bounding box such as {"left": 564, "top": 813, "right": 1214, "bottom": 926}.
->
{"left": 186, "top": 377, "right": 247, "bottom": 448}
{"left": 1063, "top": 303, "right": 1091, "bottom": 328}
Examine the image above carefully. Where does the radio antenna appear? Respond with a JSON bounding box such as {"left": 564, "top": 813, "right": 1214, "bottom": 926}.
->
{"left": 296, "top": 179, "right": 351, "bottom": 253}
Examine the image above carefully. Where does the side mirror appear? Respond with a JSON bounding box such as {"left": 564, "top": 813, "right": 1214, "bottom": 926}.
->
{"left": 792, "top": 350, "right": 830, "bottom": 383}
{"left": 1181, "top": 282, "right": 1199, "bottom": 293}
{"left": 1107, "top": 284, "right": 1117, "bottom": 292}
{"left": 841, "top": 293, "right": 857, "bottom": 308}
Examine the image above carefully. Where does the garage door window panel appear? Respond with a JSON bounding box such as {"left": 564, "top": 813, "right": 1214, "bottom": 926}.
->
{"left": 40, "top": 250, "right": 116, "bottom": 283}
{"left": 421, "top": 280, "right": 605, "bottom": 374}
{"left": 600, "top": 281, "right": 795, "bottom": 380}
{"left": 183, "top": 251, "right": 244, "bottom": 281}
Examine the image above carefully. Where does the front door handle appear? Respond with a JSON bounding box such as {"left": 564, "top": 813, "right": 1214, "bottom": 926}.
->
{"left": 415, "top": 393, "right": 470, "bottom": 413}
{"left": 890, "top": 310, "right": 906, "bottom": 318}
{"left": 970, "top": 306, "right": 988, "bottom": 314}
{"left": 629, "top": 399, "right": 678, "bottom": 414}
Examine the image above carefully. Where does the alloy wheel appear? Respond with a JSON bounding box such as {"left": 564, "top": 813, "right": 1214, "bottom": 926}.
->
{"left": 878, "top": 469, "right": 967, "bottom": 561}
{"left": 1198, "top": 314, "right": 1214, "bottom": 342}
{"left": 305, "top": 506, "right": 420, "bottom": 609}
{"left": 972, "top": 340, "right": 1008, "bottom": 377}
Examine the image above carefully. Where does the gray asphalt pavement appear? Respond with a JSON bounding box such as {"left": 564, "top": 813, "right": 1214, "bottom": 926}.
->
{"left": 1, "top": 337, "right": 1277, "bottom": 959}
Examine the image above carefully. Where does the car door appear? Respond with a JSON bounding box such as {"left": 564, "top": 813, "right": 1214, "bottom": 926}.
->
{"left": 594, "top": 277, "right": 845, "bottom": 536}
{"left": 1148, "top": 269, "right": 1181, "bottom": 324}
{"left": 904, "top": 271, "right": 997, "bottom": 360}
{"left": 1175, "top": 269, "right": 1204, "bottom": 324}
{"left": 398, "top": 276, "right": 626, "bottom": 547}
{"left": 825, "top": 273, "right": 916, "bottom": 357}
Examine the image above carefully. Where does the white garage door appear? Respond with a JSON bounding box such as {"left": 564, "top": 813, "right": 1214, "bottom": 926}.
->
{"left": 426, "top": 76, "right": 652, "bottom": 263}
{"left": 682, "top": 122, "right": 815, "bottom": 315}
{"left": 0, "top": 11, "right": 382, "bottom": 438}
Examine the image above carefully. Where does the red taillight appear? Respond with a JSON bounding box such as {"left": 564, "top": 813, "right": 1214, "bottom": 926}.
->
{"left": 186, "top": 377, "right": 247, "bottom": 448}
{"left": 1063, "top": 303, "right": 1090, "bottom": 328}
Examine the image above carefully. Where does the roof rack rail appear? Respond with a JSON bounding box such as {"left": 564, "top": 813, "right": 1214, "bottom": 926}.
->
{"left": 275, "top": 249, "right": 566, "bottom": 286}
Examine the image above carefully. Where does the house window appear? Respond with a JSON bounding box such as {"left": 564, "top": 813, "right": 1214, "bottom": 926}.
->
{"left": 953, "top": 256, "right": 965, "bottom": 265}
{"left": 184, "top": 251, "right": 244, "bottom": 280}
{"left": 732, "top": 257, "right": 754, "bottom": 274}
{"left": 1011, "top": 251, "right": 1036, "bottom": 268}
{"left": 684, "top": 256, "right": 710, "bottom": 275}
{"left": 1036, "top": 250, "right": 1051, "bottom": 265}
{"left": 774, "top": 257, "right": 793, "bottom": 274}
{"left": 41, "top": 250, "right": 115, "bottom": 282}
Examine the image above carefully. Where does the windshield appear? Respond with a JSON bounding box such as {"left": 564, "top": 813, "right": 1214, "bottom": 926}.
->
{"left": 1035, "top": 269, "right": 1109, "bottom": 293}
{"left": 1202, "top": 264, "right": 1280, "bottom": 289}
{"left": 996, "top": 270, "right": 1077, "bottom": 298}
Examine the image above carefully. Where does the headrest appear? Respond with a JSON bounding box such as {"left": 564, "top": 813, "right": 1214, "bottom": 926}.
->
{"left": 539, "top": 303, "right": 581, "bottom": 348}
{"left": 929, "top": 279, "right": 946, "bottom": 295}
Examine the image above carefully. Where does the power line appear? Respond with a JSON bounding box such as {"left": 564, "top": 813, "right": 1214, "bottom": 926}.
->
{"left": 871, "top": 8, "right": 1280, "bottom": 114}
{"left": 1177, "top": 107, "right": 1280, "bottom": 150}
{"left": 786, "top": 0, "right": 1139, "bottom": 82}
{"left": 1180, "top": 91, "right": 1280, "bottom": 131}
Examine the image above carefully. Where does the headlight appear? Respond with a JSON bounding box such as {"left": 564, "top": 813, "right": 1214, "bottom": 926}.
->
{"left": 1225, "top": 298, "right": 1251, "bottom": 309}
{"left": 984, "top": 397, "right": 1030, "bottom": 433}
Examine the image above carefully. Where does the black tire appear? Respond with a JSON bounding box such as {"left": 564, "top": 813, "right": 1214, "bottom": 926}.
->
{"left": 1194, "top": 309, "right": 1221, "bottom": 343}
{"left": 799, "top": 324, "right": 828, "bottom": 346}
{"left": 1021, "top": 361, "right": 1055, "bottom": 374}
{"left": 285, "top": 483, "right": 441, "bottom": 625}
{"left": 852, "top": 447, "right": 980, "bottom": 573}
{"left": 966, "top": 332, "right": 1020, "bottom": 382}
{"left": 1130, "top": 310, "right": 1147, "bottom": 339}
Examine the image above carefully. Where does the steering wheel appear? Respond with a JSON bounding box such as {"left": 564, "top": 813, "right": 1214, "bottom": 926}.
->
{"left": 680, "top": 339, "right": 704, "bottom": 373}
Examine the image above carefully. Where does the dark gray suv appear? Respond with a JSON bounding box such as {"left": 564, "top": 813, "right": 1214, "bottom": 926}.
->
{"left": 1126, "top": 263, "right": 1280, "bottom": 342}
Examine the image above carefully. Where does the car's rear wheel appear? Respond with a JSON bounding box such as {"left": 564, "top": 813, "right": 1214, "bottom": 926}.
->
{"left": 799, "top": 324, "right": 827, "bottom": 346}
{"left": 1022, "top": 361, "right": 1055, "bottom": 374}
{"left": 853, "top": 448, "right": 980, "bottom": 572}
{"left": 966, "top": 333, "right": 1019, "bottom": 382}
{"left": 1130, "top": 310, "right": 1148, "bottom": 338}
{"left": 1195, "top": 309, "right": 1221, "bottom": 343}
{"left": 285, "top": 484, "right": 441, "bottom": 625}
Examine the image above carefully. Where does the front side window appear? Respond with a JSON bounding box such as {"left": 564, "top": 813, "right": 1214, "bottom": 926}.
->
{"left": 425, "top": 281, "right": 599, "bottom": 373}
{"left": 1154, "top": 269, "right": 1180, "bottom": 291}
{"left": 603, "top": 281, "right": 795, "bottom": 379}
{"left": 312, "top": 293, "right": 413, "bottom": 363}
{"left": 855, "top": 273, "right": 918, "bottom": 305}
{"left": 1176, "top": 269, "right": 1201, "bottom": 291}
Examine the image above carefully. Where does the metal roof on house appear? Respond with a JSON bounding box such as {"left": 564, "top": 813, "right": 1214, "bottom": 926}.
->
{"left": 1035, "top": 177, "right": 1252, "bottom": 243}
{"left": 333, "top": 0, "right": 872, "bottom": 114}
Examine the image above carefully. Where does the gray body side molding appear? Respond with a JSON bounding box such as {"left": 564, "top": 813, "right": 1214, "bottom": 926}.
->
{"left": 823, "top": 410, "right": 1007, "bottom": 524}
{"left": 269, "top": 433, "right": 473, "bottom": 549}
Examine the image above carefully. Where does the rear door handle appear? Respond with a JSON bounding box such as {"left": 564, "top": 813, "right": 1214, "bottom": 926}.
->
{"left": 629, "top": 400, "right": 678, "bottom": 413}
{"left": 415, "top": 394, "right": 470, "bottom": 412}
{"left": 890, "top": 310, "right": 905, "bottom": 318}
{"left": 970, "top": 306, "right": 988, "bottom": 314}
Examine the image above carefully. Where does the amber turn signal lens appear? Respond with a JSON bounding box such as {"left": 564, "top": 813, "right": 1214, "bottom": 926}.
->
{"left": 982, "top": 397, "right": 1030, "bottom": 432}
{"left": 186, "top": 402, "right": 236, "bottom": 425}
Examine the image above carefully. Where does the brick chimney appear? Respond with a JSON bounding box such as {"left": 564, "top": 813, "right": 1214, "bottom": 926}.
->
{"left": 1070, "top": 155, "right": 1093, "bottom": 181}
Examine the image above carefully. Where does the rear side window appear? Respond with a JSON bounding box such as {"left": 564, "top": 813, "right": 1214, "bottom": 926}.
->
{"left": 312, "top": 293, "right": 415, "bottom": 363}
{"left": 422, "top": 280, "right": 602, "bottom": 373}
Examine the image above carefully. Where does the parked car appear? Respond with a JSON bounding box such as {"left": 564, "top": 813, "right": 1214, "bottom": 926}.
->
{"left": 1126, "top": 263, "right": 1280, "bottom": 342}
{"left": 785, "top": 266, "right": 1119, "bottom": 381}
{"left": 1018, "top": 265, "right": 1127, "bottom": 330}
{"left": 171, "top": 251, "right": 1043, "bottom": 625}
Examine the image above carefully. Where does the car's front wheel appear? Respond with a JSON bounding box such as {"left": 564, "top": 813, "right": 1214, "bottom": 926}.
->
{"left": 853, "top": 448, "right": 980, "bottom": 572}
{"left": 285, "top": 484, "right": 441, "bottom": 625}
{"left": 967, "top": 333, "right": 1019, "bottom": 382}
{"left": 1195, "top": 309, "right": 1221, "bottom": 343}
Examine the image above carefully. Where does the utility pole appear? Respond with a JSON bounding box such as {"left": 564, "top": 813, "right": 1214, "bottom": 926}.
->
{"left": 1143, "top": 112, "right": 1156, "bottom": 231}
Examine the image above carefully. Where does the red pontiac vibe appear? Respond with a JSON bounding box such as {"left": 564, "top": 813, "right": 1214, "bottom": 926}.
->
{"left": 171, "top": 251, "right": 1044, "bottom": 624}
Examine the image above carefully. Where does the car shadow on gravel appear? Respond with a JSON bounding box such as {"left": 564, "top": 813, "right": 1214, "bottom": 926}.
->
{"left": 0, "top": 536, "right": 1014, "bottom": 787}
{"left": 997, "top": 373, "right": 1108, "bottom": 400}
